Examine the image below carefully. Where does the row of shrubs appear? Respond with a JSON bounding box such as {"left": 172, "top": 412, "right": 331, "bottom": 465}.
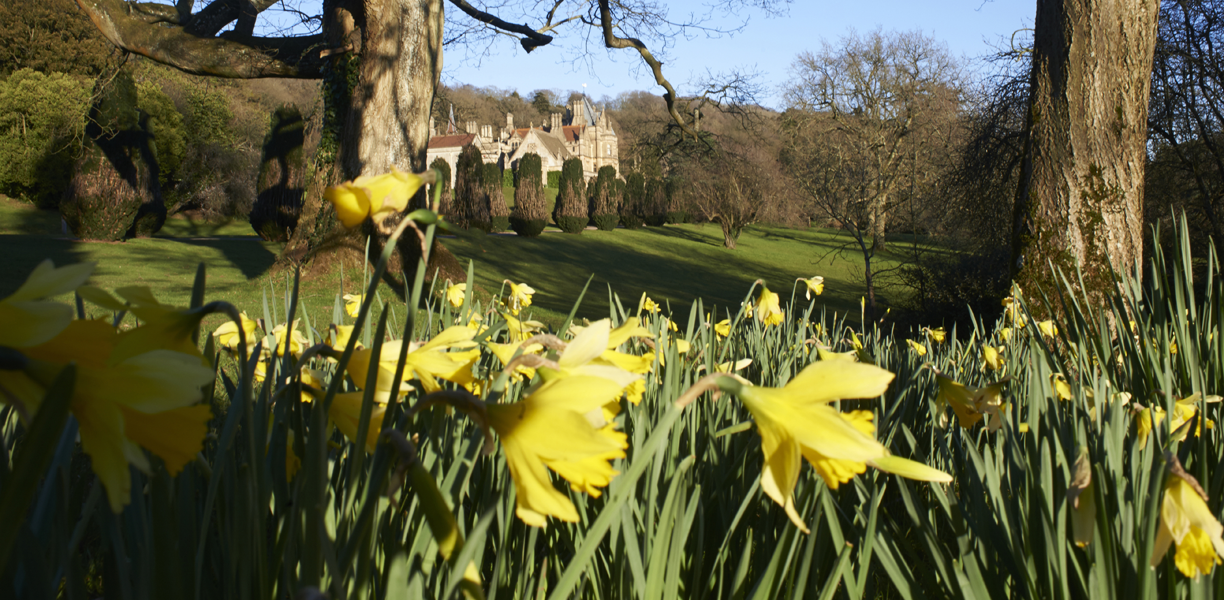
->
{"left": 432, "top": 145, "right": 689, "bottom": 237}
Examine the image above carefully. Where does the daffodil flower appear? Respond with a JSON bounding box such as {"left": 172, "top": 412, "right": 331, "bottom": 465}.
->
{"left": 982, "top": 344, "right": 1004, "bottom": 372}
{"left": 1152, "top": 461, "right": 1224, "bottom": 579}
{"left": 1050, "top": 373, "right": 1073, "bottom": 401}
{"left": 923, "top": 327, "right": 947, "bottom": 344}
{"left": 343, "top": 293, "right": 364, "bottom": 318}
{"left": 329, "top": 324, "right": 361, "bottom": 351}
{"left": 505, "top": 281, "right": 536, "bottom": 315}
{"left": 488, "top": 340, "right": 545, "bottom": 381}
{"left": 755, "top": 285, "right": 784, "bottom": 327}
{"left": 1067, "top": 448, "right": 1095, "bottom": 548}
{"left": 932, "top": 370, "right": 1009, "bottom": 431}
{"left": 537, "top": 320, "right": 639, "bottom": 390}
{"left": 798, "top": 276, "right": 824, "bottom": 300}
{"left": 1136, "top": 393, "right": 1216, "bottom": 449}
{"left": 271, "top": 320, "right": 308, "bottom": 357}
{"left": 1002, "top": 295, "right": 1026, "bottom": 327}
{"left": 639, "top": 295, "right": 661, "bottom": 314}
{"left": 502, "top": 312, "right": 544, "bottom": 342}
{"left": 906, "top": 339, "right": 927, "bottom": 357}
{"left": 346, "top": 326, "right": 479, "bottom": 394}
{"left": 324, "top": 167, "right": 423, "bottom": 229}
{"left": 2, "top": 318, "right": 214, "bottom": 511}
{"left": 212, "top": 312, "right": 258, "bottom": 355}
{"left": 723, "top": 362, "right": 951, "bottom": 532}
{"left": 445, "top": 283, "right": 467, "bottom": 308}
{"left": 1037, "top": 319, "right": 1058, "bottom": 338}
{"left": 0, "top": 259, "right": 94, "bottom": 348}
{"left": 714, "top": 319, "right": 731, "bottom": 339}
{"left": 487, "top": 375, "right": 630, "bottom": 527}
{"left": 607, "top": 317, "right": 654, "bottom": 348}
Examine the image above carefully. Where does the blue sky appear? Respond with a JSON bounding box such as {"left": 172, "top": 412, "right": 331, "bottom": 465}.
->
{"left": 439, "top": 1, "right": 1036, "bottom": 109}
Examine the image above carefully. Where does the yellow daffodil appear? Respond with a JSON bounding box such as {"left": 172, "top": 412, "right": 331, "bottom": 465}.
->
{"left": 0, "top": 259, "right": 94, "bottom": 348}
{"left": 446, "top": 283, "right": 467, "bottom": 308}
{"left": 488, "top": 340, "right": 545, "bottom": 381}
{"left": 487, "top": 375, "right": 629, "bottom": 527}
{"left": 982, "top": 344, "right": 1004, "bottom": 372}
{"left": 346, "top": 326, "right": 478, "bottom": 394}
{"left": 1170, "top": 339, "right": 1179, "bottom": 355}
{"left": 1037, "top": 319, "right": 1058, "bottom": 338}
{"left": 798, "top": 276, "right": 824, "bottom": 300}
{"left": 1137, "top": 394, "right": 1216, "bottom": 449}
{"left": 923, "top": 327, "right": 947, "bottom": 344}
{"left": 1152, "top": 467, "right": 1224, "bottom": 579}
{"left": 714, "top": 319, "right": 731, "bottom": 338}
{"left": 271, "top": 320, "right": 308, "bottom": 357}
{"left": 665, "top": 319, "right": 679, "bottom": 332}
{"left": 817, "top": 346, "right": 858, "bottom": 362}
{"left": 725, "top": 362, "right": 951, "bottom": 532}
{"left": 905, "top": 339, "right": 927, "bottom": 357}
{"left": 1002, "top": 295, "right": 1026, "bottom": 327}
{"left": 932, "top": 371, "right": 1009, "bottom": 431}
{"left": 324, "top": 167, "right": 422, "bottom": 229}
{"left": 607, "top": 317, "right": 654, "bottom": 348}
{"left": 329, "top": 324, "right": 361, "bottom": 351}
{"left": 755, "top": 286, "right": 785, "bottom": 327}
{"left": 999, "top": 327, "right": 1013, "bottom": 342}
{"left": 502, "top": 312, "right": 544, "bottom": 343}
{"left": 1051, "top": 373, "right": 1073, "bottom": 401}
{"left": 343, "top": 293, "right": 364, "bottom": 318}
{"left": 639, "top": 295, "right": 661, "bottom": 314}
{"left": 537, "top": 320, "right": 639, "bottom": 389}
{"left": 506, "top": 281, "right": 536, "bottom": 315}
{"left": 328, "top": 391, "right": 388, "bottom": 453}
{"left": 2, "top": 317, "right": 214, "bottom": 511}
{"left": 212, "top": 312, "right": 258, "bottom": 355}
{"left": 1068, "top": 448, "right": 1095, "bottom": 548}
{"left": 849, "top": 331, "right": 876, "bottom": 365}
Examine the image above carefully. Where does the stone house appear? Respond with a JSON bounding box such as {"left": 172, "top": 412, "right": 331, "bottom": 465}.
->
{"left": 426, "top": 96, "right": 618, "bottom": 187}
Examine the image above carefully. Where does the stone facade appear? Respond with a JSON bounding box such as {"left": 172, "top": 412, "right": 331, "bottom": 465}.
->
{"left": 426, "top": 97, "right": 618, "bottom": 186}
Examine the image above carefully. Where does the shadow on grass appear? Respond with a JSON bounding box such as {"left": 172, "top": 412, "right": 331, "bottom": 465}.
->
{"left": 169, "top": 238, "right": 279, "bottom": 280}
{"left": 450, "top": 227, "right": 810, "bottom": 323}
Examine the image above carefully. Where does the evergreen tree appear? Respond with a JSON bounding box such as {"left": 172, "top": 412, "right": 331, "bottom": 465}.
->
{"left": 511, "top": 152, "right": 548, "bottom": 236}
{"left": 553, "top": 157, "right": 587, "bottom": 233}
{"left": 455, "top": 143, "right": 490, "bottom": 231}
{"left": 250, "top": 104, "right": 305, "bottom": 241}
{"left": 485, "top": 162, "right": 510, "bottom": 232}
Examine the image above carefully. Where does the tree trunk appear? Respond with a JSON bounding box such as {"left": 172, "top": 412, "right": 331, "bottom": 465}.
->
{"left": 1011, "top": 0, "right": 1159, "bottom": 300}
{"left": 869, "top": 193, "right": 887, "bottom": 252}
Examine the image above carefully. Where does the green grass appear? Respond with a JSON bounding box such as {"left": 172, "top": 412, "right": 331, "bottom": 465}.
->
{"left": 0, "top": 196, "right": 364, "bottom": 331}
{"left": 0, "top": 194, "right": 945, "bottom": 332}
{"left": 440, "top": 222, "right": 944, "bottom": 326}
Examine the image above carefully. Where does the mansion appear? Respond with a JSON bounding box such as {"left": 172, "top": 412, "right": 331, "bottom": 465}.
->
{"left": 426, "top": 96, "right": 619, "bottom": 187}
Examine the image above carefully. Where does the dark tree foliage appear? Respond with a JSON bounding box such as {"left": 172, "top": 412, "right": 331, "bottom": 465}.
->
{"left": 484, "top": 162, "right": 509, "bottom": 232}
{"left": 643, "top": 177, "right": 668, "bottom": 226}
{"left": 621, "top": 172, "right": 646, "bottom": 229}
{"left": 62, "top": 69, "right": 164, "bottom": 240}
{"left": 429, "top": 156, "right": 454, "bottom": 218}
{"left": 511, "top": 152, "right": 547, "bottom": 236}
{"left": 454, "top": 143, "right": 490, "bottom": 231}
{"left": 0, "top": 0, "right": 116, "bottom": 77}
{"left": 589, "top": 165, "right": 619, "bottom": 231}
{"left": 251, "top": 104, "right": 305, "bottom": 241}
{"left": 554, "top": 157, "right": 587, "bottom": 233}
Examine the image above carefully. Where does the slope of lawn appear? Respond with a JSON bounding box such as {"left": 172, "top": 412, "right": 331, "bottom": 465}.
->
{"left": 440, "top": 222, "right": 943, "bottom": 325}
{"left": 2, "top": 194, "right": 945, "bottom": 332}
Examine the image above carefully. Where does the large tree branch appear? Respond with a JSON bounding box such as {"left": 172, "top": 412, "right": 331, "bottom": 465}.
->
{"left": 75, "top": 0, "right": 329, "bottom": 78}
{"left": 447, "top": 0, "right": 555, "bottom": 52}
{"left": 596, "top": 0, "right": 697, "bottom": 138}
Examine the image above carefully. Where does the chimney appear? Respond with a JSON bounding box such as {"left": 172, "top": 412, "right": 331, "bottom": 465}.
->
{"left": 506, "top": 113, "right": 514, "bottom": 130}
{"left": 466, "top": 121, "right": 477, "bottom": 134}
{"left": 551, "top": 112, "right": 562, "bottom": 133}
{"left": 429, "top": 116, "right": 435, "bottom": 136}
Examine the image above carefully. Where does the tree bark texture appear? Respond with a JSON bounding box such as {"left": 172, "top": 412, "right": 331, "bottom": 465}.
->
{"left": 341, "top": 0, "right": 442, "bottom": 179}
{"left": 1011, "top": 0, "right": 1159, "bottom": 298}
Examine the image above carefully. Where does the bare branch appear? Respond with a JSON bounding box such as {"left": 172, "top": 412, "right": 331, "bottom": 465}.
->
{"left": 447, "top": 0, "right": 555, "bottom": 52}
{"left": 74, "top": 0, "right": 329, "bottom": 78}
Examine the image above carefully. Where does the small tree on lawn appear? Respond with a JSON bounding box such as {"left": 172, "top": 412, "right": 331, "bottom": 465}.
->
{"left": 511, "top": 152, "right": 548, "bottom": 236}
{"left": 485, "top": 162, "right": 510, "bottom": 232}
{"left": 644, "top": 177, "right": 668, "bottom": 226}
{"left": 554, "top": 157, "right": 587, "bottom": 233}
{"left": 251, "top": 104, "right": 305, "bottom": 241}
{"left": 621, "top": 172, "right": 646, "bottom": 229}
{"left": 428, "top": 156, "right": 453, "bottom": 218}
{"left": 589, "top": 165, "right": 619, "bottom": 230}
{"left": 455, "top": 143, "right": 490, "bottom": 231}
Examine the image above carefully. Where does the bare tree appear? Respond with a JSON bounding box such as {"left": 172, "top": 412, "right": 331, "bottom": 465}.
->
{"left": 1010, "top": 0, "right": 1160, "bottom": 298}
{"left": 781, "top": 29, "right": 963, "bottom": 322}
{"left": 1147, "top": 0, "right": 1224, "bottom": 253}
{"left": 783, "top": 29, "right": 962, "bottom": 253}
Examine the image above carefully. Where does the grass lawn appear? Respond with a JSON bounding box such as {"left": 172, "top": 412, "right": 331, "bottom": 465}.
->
{"left": 440, "top": 222, "right": 944, "bottom": 326}
{"left": 1, "top": 193, "right": 945, "bottom": 332}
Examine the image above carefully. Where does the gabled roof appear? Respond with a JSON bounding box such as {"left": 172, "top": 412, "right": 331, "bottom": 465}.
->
{"left": 427, "top": 134, "right": 476, "bottom": 149}
{"left": 510, "top": 129, "right": 572, "bottom": 164}
{"left": 560, "top": 125, "right": 584, "bottom": 142}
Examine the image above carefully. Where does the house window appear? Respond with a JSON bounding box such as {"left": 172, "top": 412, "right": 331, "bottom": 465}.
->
{"left": 605, "top": 143, "right": 611, "bottom": 156}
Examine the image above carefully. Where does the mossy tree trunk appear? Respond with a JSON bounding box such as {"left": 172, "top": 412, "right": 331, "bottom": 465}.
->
{"left": 1011, "top": 0, "right": 1159, "bottom": 300}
